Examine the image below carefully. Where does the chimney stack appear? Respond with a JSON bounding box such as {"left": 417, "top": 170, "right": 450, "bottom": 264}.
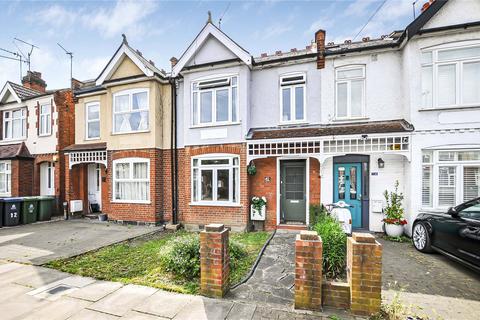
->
{"left": 22, "top": 71, "right": 47, "bottom": 92}
{"left": 315, "top": 29, "right": 326, "bottom": 69}
{"left": 170, "top": 57, "right": 178, "bottom": 68}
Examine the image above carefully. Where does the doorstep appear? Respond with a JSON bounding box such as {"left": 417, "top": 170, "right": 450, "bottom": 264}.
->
{"left": 276, "top": 224, "right": 308, "bottom": 232}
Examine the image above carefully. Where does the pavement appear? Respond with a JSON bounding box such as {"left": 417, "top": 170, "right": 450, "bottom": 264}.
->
{"left": 0, "top": 261, "right": 351, "bottom": 320}
{"left": 0, "top": 219, "right": 161, "bottom": 265}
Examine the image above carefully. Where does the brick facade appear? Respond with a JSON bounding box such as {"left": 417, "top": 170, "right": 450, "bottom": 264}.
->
{"left": 322, "top": 281, "right": 350, "bottom": 309}
{"left": 249, "top": 157, "right": 321, "bottom": 230}
{"left": 65, "top": 148, "right": 172, "bottom": 224}
{"left": 10, "top": 159, "right": 34, "bottom": 197}
{"left": 177, "top": 143, "right": 249, "bottom": 231}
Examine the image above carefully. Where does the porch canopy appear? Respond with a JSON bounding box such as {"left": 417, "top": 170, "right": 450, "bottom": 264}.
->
{"left": 246, "top": 119, "right": 414, "bottom": 164}
{"left": 63, "top": 142, "right": 107, "bottom": 169}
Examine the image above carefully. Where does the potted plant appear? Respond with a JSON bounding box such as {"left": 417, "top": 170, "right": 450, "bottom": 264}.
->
{"left": 247, "top": 162, "right": 257, "bottom": 176}
{"left": 383, "top": 181, "right": 407, "bottom": 237}
{"left": 251, "top": 196, "right": 267, "bottom": 221}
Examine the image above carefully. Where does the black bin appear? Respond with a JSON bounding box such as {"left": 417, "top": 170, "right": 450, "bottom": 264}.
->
{"left": 3, "top": 197, "right": 22, "bottom": 226}
{"left": 0, "top": 198, "right": 4, "bottom": 227}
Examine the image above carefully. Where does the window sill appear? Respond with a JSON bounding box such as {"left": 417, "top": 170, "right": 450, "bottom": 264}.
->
{"left": 38, "top": 133, "right": 52, "bottom": 137}
{"left": 111, "top": 200, "right": 151, "bottom": 205}
{"left": 331, "top": 117, "right": 369, "bottom": 123}
{"left": 190, "top": 122, "right": 241, "bottom": 129}
{"left": 189, "top": 202, "right": 241, "bottom": 207}
{"left": 0, "top": 193, "right": 11, "bottom": 197}
{"left": 418, "top": 105, "right": 480, "bottom": 112}
{"left": 278, "top": 121, "right": 308, "bottom": 126}
{"left": 1, "top": 138, "right": 27, "bottom": 143}
{"left": 111, "top": 130, "right": 150, "bottom": 136}
{"left": 85, "top": 137, "right": 101, "bottom": 141}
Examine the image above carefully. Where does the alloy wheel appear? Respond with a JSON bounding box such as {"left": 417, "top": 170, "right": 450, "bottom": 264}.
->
{"left": 413, "top": 224, "right": 427, "bottom": 250}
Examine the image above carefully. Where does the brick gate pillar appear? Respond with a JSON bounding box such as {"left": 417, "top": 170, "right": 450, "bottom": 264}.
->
{"left": 294, "top": 230, "right": 323, "bottom": 311}
{"left": 347, "top": 232, "right": 382, "bottom": 316}
{"left": 200, "top": 224, "right": 229, "bottom": 298}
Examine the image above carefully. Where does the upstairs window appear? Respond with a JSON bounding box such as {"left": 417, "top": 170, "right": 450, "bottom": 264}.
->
{"left": 113, "top": 89, "right": 149, "bottom": 133}
{"left": 335, "top": 66, "right": 365, "bottom": 119}
{"left": 191, "top": 75, "right": 238, "bottom": 126}
{"left": 421, "top": 43, "right": 480, "bottom": 108}
{"left": 39, "top": 104, "right": 51, "bottom": 136}
{"left": 280, "top": 73, "right": 306, "bottom": 123}
{"left": 86, "top": 102, "right": 100, "bottom": 139}
{"left": 3, "top": 108, "right": 26, "bottom": 140}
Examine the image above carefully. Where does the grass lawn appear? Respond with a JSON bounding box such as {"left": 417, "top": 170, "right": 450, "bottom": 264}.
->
{"left": 46, "top": 230, "right": 271, "bottom": 294}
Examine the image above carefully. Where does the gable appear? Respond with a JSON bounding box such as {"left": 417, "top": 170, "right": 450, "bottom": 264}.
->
{"left": 0, "top": 83, "right": 21, "bottom": 104}
{"left": 422, "top": 0, "right": 480, "bottom": 30}
{"left": 1, "top": 90, "right": 17, "bottom": 104}
{"left": 185, "top": 35, "right": 238, "bottom": 67}
{"left": 110, "top": 55, "right": 144, "bottom": 80}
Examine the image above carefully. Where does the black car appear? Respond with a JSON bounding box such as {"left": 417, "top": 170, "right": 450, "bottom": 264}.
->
{"left": 412, "top": 198, "right": 480, "bottom": 272}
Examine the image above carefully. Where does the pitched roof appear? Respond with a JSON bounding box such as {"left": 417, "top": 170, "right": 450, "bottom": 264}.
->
{"left": 0, "top": 143, "right": 34, "bottom": 160}
{"left": 95, "top": 36, "right": 167, "bottom": 86}
{"left": 7, "top": 82, "right": 43, "bottom": 100}
{"left": 63, "top": 142, "right": 107, "bottom": 152}
{"left": 247, "top": 119, "right": 414, "bottom": 140}
{"left": 172, "top": 22, "right": 252, "bottom": 77}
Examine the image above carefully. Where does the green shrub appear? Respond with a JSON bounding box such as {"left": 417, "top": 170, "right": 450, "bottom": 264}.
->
{"left": 311, "top": 208, "right": 347, "bottom": 279}
{"left": 159, "top": 234, "right": 200, "bottom": 280}
{"left": 159, "top": 233, "right": 248, "bottom": 280}
{"left": 309, "top": 204, "right": 328, "bottom": 225}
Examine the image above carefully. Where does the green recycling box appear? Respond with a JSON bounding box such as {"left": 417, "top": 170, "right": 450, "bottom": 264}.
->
{"left": 38, "top": 196, "right": 55, "bottom": 221}
{"left": 21, "top": 197, "right": 39, "bottom": 224}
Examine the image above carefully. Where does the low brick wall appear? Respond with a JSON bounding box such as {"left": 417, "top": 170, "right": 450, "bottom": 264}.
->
{"left": 322, "top": 281, "right": 350, "bottom": 309}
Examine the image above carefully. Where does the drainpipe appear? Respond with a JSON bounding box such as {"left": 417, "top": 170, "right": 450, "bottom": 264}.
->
{"left": 174, "top": 80, "right": 179, "bottom": 226}
{"left": 169, "top": 77, "right": 178, "bottom": 225}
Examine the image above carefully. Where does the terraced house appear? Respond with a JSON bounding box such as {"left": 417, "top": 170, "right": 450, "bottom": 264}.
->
{"left": 170, "top": 0, "right": 480, "bottom": 234}
{"left": 0, "top": 71, "right": 74, "bottom": 213}
{"left": 64, "top": 36, "right": 174, "bottom": 224}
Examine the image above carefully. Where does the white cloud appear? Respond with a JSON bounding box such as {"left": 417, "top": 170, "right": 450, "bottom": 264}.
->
{"left": 36, "top": 4, "right": 79, "bottom": 27}
{"left": 75, "top": 56, "right": 111, "bottom": 81}
{"left": 307, "top": 17, "right": 334, "bottom": 35}
{"left": 345, "top": 0, "right": 377, "bottom": 17}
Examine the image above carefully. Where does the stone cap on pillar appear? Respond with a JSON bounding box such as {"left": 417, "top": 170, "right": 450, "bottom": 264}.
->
{"left": 205, "top": 224, "right": 225, "bottom": 232}
{"left": 352, "top": 232, "right": 376, "bottom": 243}
{"left": 298, "top": 230, "right": 320, "bottom": 241}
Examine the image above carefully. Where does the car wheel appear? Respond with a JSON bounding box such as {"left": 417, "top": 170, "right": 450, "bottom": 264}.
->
{"left": 413, "top": 222, "right": 433, "bottom": 253}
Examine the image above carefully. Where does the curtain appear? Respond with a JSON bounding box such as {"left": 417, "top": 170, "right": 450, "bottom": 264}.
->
{"left": 438, "top": 64, "right": 456, "bottom": 106}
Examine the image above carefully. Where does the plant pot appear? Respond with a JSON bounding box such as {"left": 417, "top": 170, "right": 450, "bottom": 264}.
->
{"left": 98, "top": 214, "right": 108, "bottom": 222}
{"left": 250, "top": 205, "right": 266, "bottom": 221}
{"left": 385, "top": 223, "right": 404, "bottom": 237}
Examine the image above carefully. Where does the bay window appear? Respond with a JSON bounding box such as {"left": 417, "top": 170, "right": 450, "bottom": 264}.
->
{"left": 421, "top": 42, "right": 480, "bottom": 108}
{"left": 335, "top": 66, "right": 365, "bottom": 119}
{"left": 39, "top": 104, "right": 51, "bottom": 136}
{"left": 3, "top": 108, "right": 26, "bottom": 140}
{"left": 0, "top": 161, "right": 11, "bottom": 196}
{"left": 191, "top": 75, "right": 238, "bottom": 126}
{"left": 192, "top": 155, "right": 240, "bottom": 204}
{"left": 113, "top": 89, "right": 149, "bottom": 133}
{"left": 422, "top": 150, "right": 480, "bottom": 208}
{"left": 86, "top": 102, "right": 100, "bottom": 139}
{"left": 280, "top": 73, "right": 306, "bottom": 123}
{"left": 113, "top": 158, "right": 150, "bottom": 202}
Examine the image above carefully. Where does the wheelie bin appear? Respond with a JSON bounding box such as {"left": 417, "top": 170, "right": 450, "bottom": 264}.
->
{"left": 3, "top": 197, "right": 22, "bottom": 226}
{"left": 21, "top": 196, "right": 39, "bottom": 224}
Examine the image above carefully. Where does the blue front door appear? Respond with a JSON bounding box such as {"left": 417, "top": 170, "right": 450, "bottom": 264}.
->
{"left": 334, "top": 163, "right": 362, "bottom": 228}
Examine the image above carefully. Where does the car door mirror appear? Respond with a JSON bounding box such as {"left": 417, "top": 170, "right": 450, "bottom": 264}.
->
{"left": 448, "top": 207, "right": 458, "bottom": 217}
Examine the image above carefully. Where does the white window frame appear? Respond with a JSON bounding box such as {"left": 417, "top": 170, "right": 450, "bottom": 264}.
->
{"left": 191, "top": 154, "right": 240, "bottom": 206}
{"left": 421, "top": 41, "right": 480, "bottom": 109}
{"left": 422, "top": 149, "right": 480, "bottom": 210}
{"left": 279, "top": 73, "right": 307, "bottom": 124}
{"left": 0, "top": 160, "right": 11, "bottom": 196}
{"left": 85, "top": 101, "right": 100, "bottom": 140}
{"left": 112, "top": 157, "right": 150, "bottom": 204}
{"left": 39, "top": 104, "right": 52, "bottom": 136}
{"left": 112, "top": 88, "right": 149, "bottom": 134}
{"left": 191, "top": 74, "right": 239, "bottom": 127}
{"left": 335, "top": 65, "right": 366, "bottom": 119}
{"left": 3, "top": 108, "right": 26, "bottom": 140}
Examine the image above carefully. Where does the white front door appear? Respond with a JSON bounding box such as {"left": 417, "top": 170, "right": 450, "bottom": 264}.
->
{"left": 40, "top": 162, "right": 55, "bottom": 196}
{"left": 88, "top": 164, "right": 102, "bottom": 210}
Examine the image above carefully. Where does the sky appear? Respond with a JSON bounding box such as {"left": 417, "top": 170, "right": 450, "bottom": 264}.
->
{"left": 0, "top": 0, "right": 420, "bottom": 90}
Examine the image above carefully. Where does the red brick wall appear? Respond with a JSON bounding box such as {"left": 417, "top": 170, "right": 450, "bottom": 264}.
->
{"left": 249, "top": 157, "right": 321, "bottom": 229}
{"left": 11, "top": 159, "right": 34, "bottom": 196}
{"left": 177, "top": 143, "right": 248, "bottom": 230}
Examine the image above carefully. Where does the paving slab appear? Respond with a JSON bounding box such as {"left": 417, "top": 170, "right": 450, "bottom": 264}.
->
{"left": 133, "top": 289, "right": 191, "bottom": 318}
{"left": 226, "top": 302, "right": 257, "bottom": 320}
{"left": 0, "top": 264, "right": 46, "bottom": 286}
{"left": 0, "top": 282, "right": 33, "bottom": 300}
{"left": 0, "top": 220, "right": 161, "bottom": 265}
{"left": 68, "top": 308, "right": 120, "bottom": 320}
{"left": 88, "top": 284, "right": 158, "bottom": 317}
{"left": 14, "top": 266, "right": 70, "bottom": 288}
{"left": 68, "top": 280, "right": 124, "bottom": 302}
{"left": 21, "top": 296, "right": 92, "bottom": 320}
{"left": 0, "top": 261, "right": 25, "bottom": 274}
{"left": 121, "top": 311, "right": 169, "bottom": 320}
{"left": 174, "top": 297, "right": 233, "bottom": 320}
{"left": 0, "top": 290, "right": 51, "bottom": 320}
{"left": 28, "top": 274, "right": 97, "bottom": 297}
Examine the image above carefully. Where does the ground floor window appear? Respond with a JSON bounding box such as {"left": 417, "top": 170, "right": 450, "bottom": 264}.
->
{"left": 422, "top": 150, "right": 480, "bottom": 208}
{"left": 0, "top": 161, "right": 11, "bottom": 196}
{"left": 192, "top": 154, "right": 239, "bottom": 204}
{"left": 113, "top": 158, "right": 150, "bottom": 203}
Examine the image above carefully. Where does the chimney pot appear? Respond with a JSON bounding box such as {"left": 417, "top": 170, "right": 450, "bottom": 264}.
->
{"left": 149, "top": 60, "right": 155, "bottom": 66}
{"left": 327, "top": 42, "right": 334, "bottom": 46}
{"left": 275, "top": 50, "right": 282, "bottom": 56}
{"left": 170, "top": 57, "right": 178, "bottom": 68}
{"left": 290, "top": 48, "right": 297, "bottom": 53}
{"left": 421, "top": 2, "right": 431, "bottom": 12}
{"left": 261, "top": 53, "right": 268, "bottom": 58}
{"left": 362, "top": 37, "right": 370, "bottom": 42}
{"left": 22, "top": 71, "right": 47, "bottom": 93}
{"left": 136, "top": 50, "right": 142, "bottom": 56}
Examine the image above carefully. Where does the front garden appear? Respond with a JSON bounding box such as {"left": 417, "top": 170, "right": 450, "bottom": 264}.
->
{"left": 46, "top": 230, "right": 270, "bottom": 294}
